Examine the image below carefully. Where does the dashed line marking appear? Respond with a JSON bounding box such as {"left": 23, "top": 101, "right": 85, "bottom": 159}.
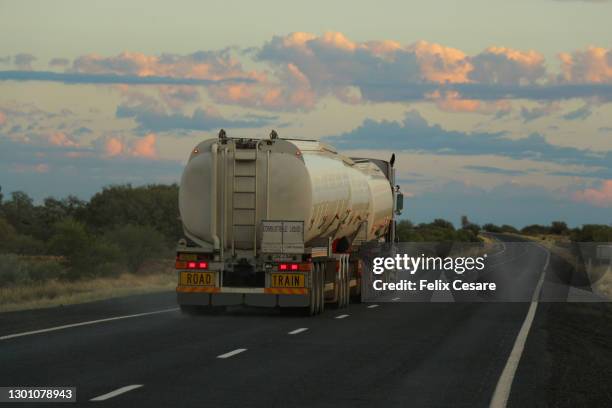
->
{"left": 489, "top": 244, "right": 550, "bottom": 408}
{"left": 392, "top": 297, "right": 401, "bottom": 301}
{"left": 217, "top": 348, "right": 247, "bottom": 359}
{"left": 367, "top": 304, "right": 379, "bottom": 309}
{"left": 1, "top": 308, "right": 179, "bottom": 341}
{"left": 335, "top": 314, "right": 350, "bottom": 319}
{"left": 90, "top": 385, "right": 143, "bottom": 401}
{"left": 288, "top": 328, "right": 309, "bottom": 335}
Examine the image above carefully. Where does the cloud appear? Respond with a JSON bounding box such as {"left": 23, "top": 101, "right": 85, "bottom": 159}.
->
{"left": 48, "top": 58, "right": 70, "bottom": 67}
{"left": 256, "top": 32, "right": 612, "bottom": 109}
{"left": 562, "top": 103, "right": 593, "bottom": 120}
{"left": 323, "top": 110, "right": 612, "bottom": 168}
{"left": 116, "top": 103, "right": 275, "bottom": 132}
{"left": 573, "top": 180, "right": 612, "bottom": 207}
{"left": 463, "top": 165, "right": 528, "bottom": 176}
{"left": 402, "top": 180, "right": 611, "bottom": 227}
{"left": 0, "top": 136, "right": 182, "bottom": 201}
{"left": 103, "top": 137, "right": 125, "bottom": 157}
{"left": 13, "top": 53, "right": 37, "bottom": 70}
{"left": 558, "top": 46, "right": 612, "bottom": 83}
{"left": 10, "top": 163, "right": 49, "bottom": 174}
{"left": 158, "top": 86, "right": 200, "bottom": 111}
{"left": 46, "top": 132, "right": 78, "bottom": 147}
{"left": 95, "top": 133, "right": 157, "bottom": 158}
{"left": 468, "top": 47, "right": 546, "bottom": 85}
{"left": 130, "top": 133, "right": 157, "bottom": 158}
{"left": 70, "top": 50, "right": 257, "bottom": 81}
{"left": 0, "top": 70, "right": 254, "bottom": 86}
{"left": 2, "top": 39, "right": 612, "bottom": 113}
{"left": 520, "top": 102, "right": 561, "bottom": 122}
{"left": 426, "top": 89, "right": 512, "bottom": 113}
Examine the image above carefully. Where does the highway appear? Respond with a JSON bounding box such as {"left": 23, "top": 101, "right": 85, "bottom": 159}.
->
{"left": 1, "top": 235, "right": 610, "bottom": 407}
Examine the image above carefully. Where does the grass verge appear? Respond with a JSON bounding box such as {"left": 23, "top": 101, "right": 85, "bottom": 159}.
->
{"left": 515, "top": 233, "right": 612, "bottom": 300}
{"left": 0, "top": 272, "right": 176, "bottom": 313}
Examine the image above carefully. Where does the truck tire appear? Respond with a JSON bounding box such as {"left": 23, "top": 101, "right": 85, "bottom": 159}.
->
{"left": 313, "top": 263, "right": 320, "bottom": 314}
{"left": 297, "top": 269, "right": 318, "bottom": 316}
{"left": 317, "top": 263, "right": 325, "bottom": 314}
{"left": 341, "top": 265, "right": 349, "bottom": 308}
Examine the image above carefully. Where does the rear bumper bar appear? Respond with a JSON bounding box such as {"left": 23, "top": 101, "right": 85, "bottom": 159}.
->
{"left": 177, "top": 290, "right": 309, "bottom": 308}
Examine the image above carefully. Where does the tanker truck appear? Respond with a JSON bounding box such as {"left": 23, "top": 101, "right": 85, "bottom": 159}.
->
{"left": 175, "top": 130, "right": 403, "bottom": 315}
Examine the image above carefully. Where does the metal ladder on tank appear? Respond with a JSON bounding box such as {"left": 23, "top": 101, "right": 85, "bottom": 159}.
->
{"left": 231, "top": 144, "right": 258, "bottom": 257}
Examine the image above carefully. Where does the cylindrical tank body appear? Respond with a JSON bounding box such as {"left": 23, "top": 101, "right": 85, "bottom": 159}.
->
{"left": 179, "top": 138, "right": 393, "bottom": 252}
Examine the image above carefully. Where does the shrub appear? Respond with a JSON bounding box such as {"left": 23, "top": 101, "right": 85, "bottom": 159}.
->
{"left": 0, "top": 254, "right": 67, "bottom": 286}
{"left": 550, "top": 221, "right": 569, "bottom": 235}
{"left": 521, "top": 224, "right": 551, "bottom": 235}
{"left": 104, "top": 224, "right": 167, "bottom": 273}
{"left": 571, "top": 224, "right": 612, "bottom": 242}
{"left": 500, "top": 224, "right": 518, "bottom": 233}
{"left": 483, "top": 223, "right": 503, "bottom": 233}
{"left": 25, "top": 259, "right": 66, "bottom": 282}
{"left": 0, "top": 254, "right": 28, "bottom": 286}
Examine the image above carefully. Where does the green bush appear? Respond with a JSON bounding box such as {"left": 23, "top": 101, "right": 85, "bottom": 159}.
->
{"left": 571, "top": 224, "right": 612, "bottom": 242}
{"left": 25, "top": 259, "right": 66, "bottom": 282}
{"left": 104, "top": 224, "right": 167, "bottom": 273}
{"left": 0, "top": 254, "right": 67, "bottom": 286}
{"left": 482, "top": 223, "right": 503, "bottom": 233}
{"left": 47, "top": 218, "right": 123, "bottom": 280}
{"left": 0, "top": 254, "right": 28, "bottom": 286}
{"left": 500, "top": 224, "right": 518, "bottom": 233}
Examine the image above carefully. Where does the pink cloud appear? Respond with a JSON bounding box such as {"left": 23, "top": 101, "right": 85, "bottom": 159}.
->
{"left": 573, "top": 180, "right": 612, "bottom": 207}
{"left": 426, "top": 90, "right": 511, "bottom": 114}
{"left": 409, "top": 41, "right": 472, "bottom": 83}
{"left": 71, "top": 50, "right": 256, "bottom": 82}
{"left": 558, "top": 46, "right": 612, "bottom": 83}
{"left": 104, "top": 137, "right": 125, "bottom": 156}
{"left": 46, "top": 132, "right": 78, "bottom": 147}
{"left": 468, "top": 46, "right": 546, "bottom": 85}
{"left": 130, "top": 134, "right": 157, "bottom": 159}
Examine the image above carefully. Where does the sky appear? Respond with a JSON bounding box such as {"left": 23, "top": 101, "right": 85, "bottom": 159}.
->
{"left": 0, "top": 0, "right": 611, "bottom": 227}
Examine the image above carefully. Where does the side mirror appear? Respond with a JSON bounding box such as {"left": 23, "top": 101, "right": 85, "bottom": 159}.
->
{"left": 395, "top": 193, "right": 404, "bottom": 215}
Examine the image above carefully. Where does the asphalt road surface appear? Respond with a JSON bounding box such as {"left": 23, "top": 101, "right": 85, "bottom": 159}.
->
{"left": 1, "top": 235, "right": 610, "bottom": 407}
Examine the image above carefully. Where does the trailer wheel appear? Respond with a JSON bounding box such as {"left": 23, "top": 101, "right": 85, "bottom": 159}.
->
{"left": 313, "top": 263, "right": 320, "bottom": 314}
{"left": 317, "top": 263, "right": 325, "bottom": 314}
{"left": 342, "top": 263, "right": 349, "bottom": 308}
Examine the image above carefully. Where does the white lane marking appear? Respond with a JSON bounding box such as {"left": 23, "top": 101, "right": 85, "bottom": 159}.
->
{"left": 90, "top": 384, "right": 143, "bottom": 401}
{"left": 367, "top": 304, "right": 379, "bottom": 309}
{"left": 0, "top": 308, "right": 179, "bottom": 341}
{"left": 489, "top": 245, "right": 550, "bottom": 408}
{"left": 391, "top": 297, "right": 401, "bottom": 301}
{"left": 288, "top": 328, "right": 309, "bottom": 335}
{"left": 217, "top": 348, "right": 247, "bottom": 359}
{"left": 335, "top": 314, "right": 350, "bottom": 319}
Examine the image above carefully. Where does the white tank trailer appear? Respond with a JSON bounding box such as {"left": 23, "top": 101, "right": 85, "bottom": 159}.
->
{"left": 175, "top": 130, "right": 403, "bottom": 315}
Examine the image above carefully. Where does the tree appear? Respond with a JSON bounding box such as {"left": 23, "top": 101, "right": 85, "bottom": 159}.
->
{"left": 84, "top": 184, "right": 181, "bottom": 244}
{"left": 483, "top": 223, "right": 502, "bottom": 233}
{"left": 550, "top": 221, "right": 569, "bottom": 235}
{"left": 2, "top": 191, "right": 36, "bottom": 235}
{"left": 104, "top": 224, "right": 166, "bottom": 273}
{"left": 0, "top": 217, "right": 17, "bottom": 253}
